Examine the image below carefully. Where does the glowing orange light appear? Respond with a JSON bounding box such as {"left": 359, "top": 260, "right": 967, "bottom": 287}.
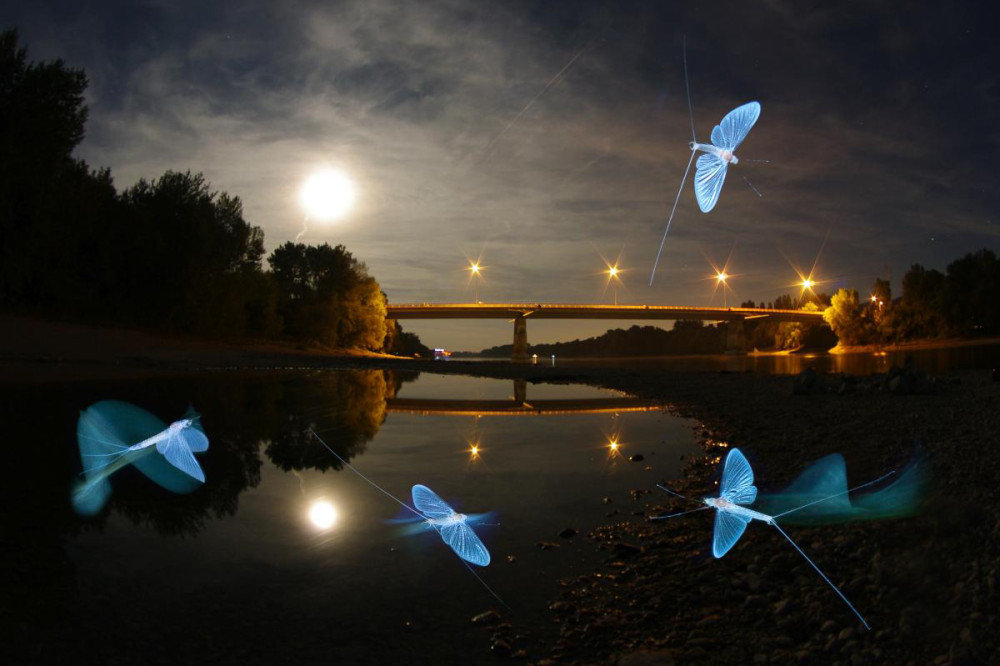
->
{"left": 716, "top": 272, "right": 728, "bottom": 283}
{"left": 609, "top": 439, "right": 619, "bottom": 451}
{"left": 802, "top": 279, "right": 815, "bottom": 290}
{"left": 470, "top": 444, "right": 479, "bottom": 456}
{"left": 470, "top": 263, "right": 481, "bottom": 275}
{"left": 602, "top": 259, "right": 624, "bottom": 305}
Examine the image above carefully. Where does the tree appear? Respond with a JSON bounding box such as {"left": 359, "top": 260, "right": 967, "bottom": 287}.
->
{"left": 943, "top": 249, "right": 1000, "bottom": 335}
{"left": 384, "top": 320, "right": 433, "bottom": 357}
{"left": 0, "top": 28, "right": 105, "bottom": 310}
{"left": 119, "top": 171, "right": 268, "bottom": 335}
{"left": 0, "top": 29, "right": 88, "bottom": 174}
{"left": 268, "top": 242, "right": 386, "bottom": 349}
{"left": 863, "top": 277, "right": 892, "bottom": 339}
{"left": 823, "top": 288, "right": 871, "bottom": 346}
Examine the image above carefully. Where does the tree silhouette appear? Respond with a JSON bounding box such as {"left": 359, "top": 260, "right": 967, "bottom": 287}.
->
{"left": 268, "top": 242, "right": 387, "bottom": 349}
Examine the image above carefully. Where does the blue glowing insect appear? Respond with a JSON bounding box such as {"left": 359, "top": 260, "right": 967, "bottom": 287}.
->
{"left": 308, "top": 429, "right": 504, "bottom": 604}
{"left": 690, "top": 101, "right": 761, "bottom": 213}
{"left": 655, "top": 448, "right": 895, "bottom": 630}
{"left": 412, "top": 483, "right": 491, "bottom": 566}
{"left": 72, "top": 401, "right": 209, "bottom": 516}
{"left": 755, "top": 452, "right": 923, "bottom": 525}
{"left": 650, "top": 37, "right": 764, "bottom": 285}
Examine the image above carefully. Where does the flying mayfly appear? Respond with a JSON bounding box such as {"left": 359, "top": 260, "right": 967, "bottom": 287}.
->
{"left": 72, "top": 401, "right": 210, "bottom": 516}
{"left": 308, "top": 428, "right": 504, "bottom": 606}
{"left": 650, "top": 37, "right": 764, "bottom": 285}
{"left": 654, "top": 448, "right": 895, "bottom": 629}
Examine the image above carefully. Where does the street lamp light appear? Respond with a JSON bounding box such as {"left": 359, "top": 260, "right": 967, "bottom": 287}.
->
{"left": 716, "top": 271, "right": 729, "bottom": 308}
{"left": 467, "top": 261, "right": 484, "bottom": 303}
{"left": 606, "top": 264, "right": 622, "bottom": 305}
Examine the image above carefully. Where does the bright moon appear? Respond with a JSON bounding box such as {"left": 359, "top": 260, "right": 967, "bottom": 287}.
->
{"left": 308, "top": 500, "right": 338, "bottom": 530}
{"left": 300, "top": 170, "right": 356, "bottom": 222}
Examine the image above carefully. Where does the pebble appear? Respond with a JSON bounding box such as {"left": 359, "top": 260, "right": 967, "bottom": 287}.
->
{"left": 773, "top": 599, "right": 794, "bottom": 616}
{"left": 489, "top": 639, "right": 510, "bottom": 655}
{"left": 613, "top": 542, "right": 642, "bottom": 556}
{"left": 471, "top": 610, "right": 501, "bottom": 626}
{"left": 549, "top": 601, "right": 572, "bottom": 613}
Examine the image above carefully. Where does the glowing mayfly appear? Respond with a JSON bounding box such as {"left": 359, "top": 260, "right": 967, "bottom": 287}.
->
{"left": 650, "top": 37, "right": 763, "bottom": 285}
{"left": 412, "top": 483, "right": 491, "bottom": 566}
{"left": 72, "top": 401, "right": 209, "bottom": 516}
{"left": 654, "top": 448, "right": 894, "bottom": 630}
{"left": 690, "top": 102, "right": 761, "bottom": 213}
{"left": 307, "top": 429, "right": 503, "bottom": 604}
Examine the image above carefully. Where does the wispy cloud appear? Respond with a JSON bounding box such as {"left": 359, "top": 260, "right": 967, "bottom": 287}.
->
{"left": 7, "top": 0, "right": 998, "bottom": 348}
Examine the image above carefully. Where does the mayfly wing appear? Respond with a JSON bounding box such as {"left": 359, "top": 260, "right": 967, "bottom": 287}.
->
{"left": 712, "top": 509, "right": 751, "bottom": 558}
{"left": 440, "top": 520, "right": 491, "bottom": 566}
{"left": 178, "top": 416, "right": 210, "bottom": 453}
{"left": 720, "top": 448, "right": 757, "bottom": 505}
{"left": 182, "top": 427, "right": 210, "bottom": 453}
{"left": 77, "top": 409, "right": 130, "bottom": 475}
{"left": 156, "top": 432, "right": 206, "bottom": 482}
{"left": 694, "top": 154, "right": 728, "bottom": 213}
{"left": 411, "top": 484, "right": 455, "bottom": 520}
{"left": 712, "top": 101, "right": 761, "bottom": 151}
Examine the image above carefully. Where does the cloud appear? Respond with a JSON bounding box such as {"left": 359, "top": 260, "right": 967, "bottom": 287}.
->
{"left": 7, "top": 0, "right": 998, "bottom": 349}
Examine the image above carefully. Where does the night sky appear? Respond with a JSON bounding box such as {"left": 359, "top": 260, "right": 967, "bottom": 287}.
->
{"left": 7, "top": 1, "right": 998, "bottom": 350}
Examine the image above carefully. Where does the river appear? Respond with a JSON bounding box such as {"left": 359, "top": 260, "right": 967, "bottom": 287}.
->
{"left": 463, "top": 341, "right": 1000, "bottom": 375}
{"left": 4, "top": 370, "right": 699, "bottom": 664}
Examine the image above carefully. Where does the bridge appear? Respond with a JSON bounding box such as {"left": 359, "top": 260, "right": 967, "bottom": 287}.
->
{"left": 387, "top": 303, "right": 825, "bottom": 361}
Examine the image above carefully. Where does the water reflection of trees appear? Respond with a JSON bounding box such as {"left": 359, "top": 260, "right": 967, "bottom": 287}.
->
{"left": 16, "top": 369, "right": 405, "bottom": 541}
{"left": 265, "top": 369, "right": 395, "bottom": 472}
{"left": 4, "top": 369, "right": 407, "bottom": 659}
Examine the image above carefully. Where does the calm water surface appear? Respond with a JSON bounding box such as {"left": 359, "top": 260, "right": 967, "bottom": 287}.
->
{"left": 4, "top": 371, "right": 699, "bottom": 665}
{"left": 492, "top": 341, "right": 1000, "bottom": 375}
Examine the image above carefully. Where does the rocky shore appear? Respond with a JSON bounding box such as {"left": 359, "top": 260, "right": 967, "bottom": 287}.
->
{"left": 518, "top": 369, "right": 998, "bottom": 666}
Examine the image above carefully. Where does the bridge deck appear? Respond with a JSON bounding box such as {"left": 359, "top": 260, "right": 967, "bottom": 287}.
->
{"left": 387, "top": 303, "right": 823, "bottom": 322}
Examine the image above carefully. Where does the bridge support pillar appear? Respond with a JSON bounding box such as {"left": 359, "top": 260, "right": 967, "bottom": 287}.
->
{"left": 513, "top": 378, "right": 527, "bottom": 403}
{"left": 725, "top": 319, "right": 749, "bottom": 354}
{"left": 512, "top": 316, "right": 529, "bottom": 362}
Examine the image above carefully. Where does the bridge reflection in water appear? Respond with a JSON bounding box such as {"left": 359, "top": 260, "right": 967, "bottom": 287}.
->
{"left": 386, "top": 378, "right": 658, "bottom": 416}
